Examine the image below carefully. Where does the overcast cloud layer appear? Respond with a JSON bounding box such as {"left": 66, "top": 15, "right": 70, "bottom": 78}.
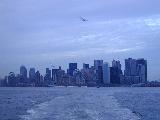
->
{"left": 0, "top": 0, "right": 160, "bottom": 80}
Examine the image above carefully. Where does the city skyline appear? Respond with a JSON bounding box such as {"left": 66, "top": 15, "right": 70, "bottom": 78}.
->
{"left": 0, "top": 57, "right": 153, "bottom": 81}
{"left": 0, "top": 58, "right": 148, "bottom": 87}
{"left": 0, "top": 58, "right": 147, "bottom": 78}
{"left": 1, "top": 0, "right": 160, "bottom": 80}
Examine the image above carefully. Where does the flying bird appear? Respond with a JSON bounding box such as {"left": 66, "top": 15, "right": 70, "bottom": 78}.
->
{"left": 80, "top": 17, "right": 88, "bottom": 22}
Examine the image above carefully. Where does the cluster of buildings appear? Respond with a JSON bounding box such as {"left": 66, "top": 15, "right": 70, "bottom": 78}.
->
{"left": 0, "top": 58, "right": 147, "bottom": 87}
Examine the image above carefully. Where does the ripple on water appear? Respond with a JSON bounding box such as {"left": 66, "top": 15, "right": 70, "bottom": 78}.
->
{"left": 20, "top": 89, "right": 140, "bottom": 120}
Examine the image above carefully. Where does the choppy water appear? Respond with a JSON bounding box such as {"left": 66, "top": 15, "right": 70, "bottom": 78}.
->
{"left": 0, "top": 87, "right": 160, "bottom": 120}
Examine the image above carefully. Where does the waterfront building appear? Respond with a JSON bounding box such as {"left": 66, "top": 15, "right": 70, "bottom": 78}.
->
{"left": 103, "top": 62, "right": 110, "bottom": 84}
{"left": 110, "top": 67, "right": 121, "bottom": 84}
{"left": 44, "top": 68, "right": 52, "bottom": 84}
{"left": 136, "top": 58, "right": 147, "bottom": 83}
{"left": 73, "top": 69, "right": 85, "bottom": 86}
{"left": 8, "top": 72, "right": 16, "bottom": 86}
{"left": 56, "top": 69, "right": 65, "bottom": 85}
{"left": 40, "top": 75, "right": 44, "bottom": 84}
{"left": 94, "top": 60, "right": 103, "bottom": 70}
{"left": 46, "top": 68, "right": 51, "bottom": 79}
{"left": 35, "top": 71, "right": 41, "bottom": 86}
{"left": 20, "top": 65, "right": 27, "bottom": 83}
{"left": 68, "top": 63, "right": 77, "bottom": 76}
{"left": 29, "top": 68, "right": 36, "bottom": 83}
{"left": 94, "top": 60, "right": 103, "bottom": 84}
{"left": 61, "top": 74, "right": 70, "bottom": 86}
{"left": 112, "top": 60, "right": 121, "bottom": 70}
{"left": 52, "top": 68, "right": 59, "bottom": 84}
{"left": 110, "top": 60, "right": 122, "bottom": 84}
{"left": 81, "top": 67, "right": 97, "bottom": 86}
{"left": 124, "top": 76, "right": 141, "bottom": 84}
{"left": 124, "top": 58, "right": 147, "bottom": 84}
{"left": 83, "top": 63, "right": 89, "bottom": 69}
{"left": 125, "top": 58, "right": 137, "bottom": 76}
{"left": 0, "top": 76, "right": 8, "bottom": 87}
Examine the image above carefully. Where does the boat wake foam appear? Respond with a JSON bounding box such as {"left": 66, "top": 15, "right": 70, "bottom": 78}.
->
{"left": 20, "top": 88, "right": 140, "bottom": 120}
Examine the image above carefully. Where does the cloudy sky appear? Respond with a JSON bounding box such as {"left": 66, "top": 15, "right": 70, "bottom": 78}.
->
{"left": 0, "top": 0, "right": 160, "bottom": 80}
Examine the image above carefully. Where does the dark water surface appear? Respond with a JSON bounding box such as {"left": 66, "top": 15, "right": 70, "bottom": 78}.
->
{"left": 114, "top": 87, "right": 160, "bottom": 120}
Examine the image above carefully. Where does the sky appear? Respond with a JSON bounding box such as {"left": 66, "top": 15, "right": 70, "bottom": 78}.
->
{"left": 0, "top": 0, "right": 160, "bottom": 80}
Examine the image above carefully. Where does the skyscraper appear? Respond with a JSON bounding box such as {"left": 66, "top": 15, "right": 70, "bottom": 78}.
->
{"left": 73, "top": 69, "right": 85, "bottom": 86}
{"left": 110, "top": 60, "right": 122, "bottom": 84}
{"left": 124, "top": 58, "right": 147, "bottom": 84}
{"left": 46, "top": 68, "right": 51, "bottom": 78}
{"left": 68, "top": 63, "right": 77, "bottom": 76}
{"left": 112, "top": 60, "right": 121, "bottom": 70}
{"left": 83, "top": 63, "right": 89, "bottom": 69}
{"left": 94, "top": 60, "right": 103, "bottom": 84}
{"left": 52, "top": 68, "right": 59, "bottom": 83}
{"left": 35, "top": 71, "right": 40, "bottom": 86}
{"left": 29, "top": 68, "right": 36, "bottom": 83}
{"left": 44, "top": 68, "right": 51, "bottom": 84}
{"left": 136, "top": 58, "right": 147, "bottom": 83}
{"left": 8, "top": 72, "right": 16, "bottom": 86}
{"left": 103, "top": 62, "right": 110, "bottom": 84}
{"left": 20, "top": 65, "right": 27, "bottom": 83}
{"left": 94, "top": 60, "right": 103, "bottom": 70}
{"left": 125, "top": 58, "right": 137, "bottom": 76}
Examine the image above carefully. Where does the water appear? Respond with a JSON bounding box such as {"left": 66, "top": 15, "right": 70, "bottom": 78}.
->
{"left": 0, "top": 87, "right": 160, "bottom": 120}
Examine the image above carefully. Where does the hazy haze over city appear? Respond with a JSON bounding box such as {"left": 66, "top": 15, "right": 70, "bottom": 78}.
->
{"left": 0, "top": 0, "right": 160, "bottom": 80}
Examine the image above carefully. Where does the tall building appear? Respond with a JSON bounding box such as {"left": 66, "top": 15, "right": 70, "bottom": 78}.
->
{"left": 68, "top": 63, "right": 77, "bottom": 76}
{"left": 124, "top": 58, "right": 147, "bottom": 84}
{"left": 52, "top": 68, "right": 59, "bottom": 83}
{"left": 60, "top": 74, "right": 70, "bottom": 86}
{"left": 56, "top": 69, "right": 65, "bottom": 85}
{"left": 73, "top": 69, "right": 85, "bottom": 86}
{"left": 35, "top": 71, "right": 40, "bottom": 86}
{"left": 112, "top": 60, "right": 121, "bottom": 70}
{"left": 44, "top": 68, "right": 51, "bottom": 84}
{"left": 103, "top": 62, "right": 110, "bottom": 84}
{"left": 94, "top": 60, "right": 103, "bottom": 70}
{"left": 81, "top": 67, "right": 97, "bottom": 86}
{"left": 46, "top": 68, "right": 51, "bottom": 78}
{"left": 124, "top": 58, "right": 138, "bottom": 84}
{"left": 110, "top": 60, "right": 122, "bottom": 84}
{"left": 0, "top": 76, "right": 8, "bottom": 87}
{"left": 83, "top": 63, "right": 89, "bottom": 69}
{"left": 125, "top": 58, "right": 137, "bottom": 76}
{"left": 8, "top": 72, "right": 16, "bottom": 86}
{"left": 136, "top": 58, "right": 147, "bottom": 83}
{"left": 52, "top": 66, "right": 64, "bottom": 85}
{"left": 29, "top": 68, "right": 36, "bottom": 83}
{"left": 40, "top": 75, "right": 44, "bottom": 84}
{"left": 20, "top": 65, "right": 27, "bottom": 83}
{"left": 110, "top": 67, "right": 120, "bottom": 84}
{"left": 94, "top": 60, "right": 103, "bottom": 84}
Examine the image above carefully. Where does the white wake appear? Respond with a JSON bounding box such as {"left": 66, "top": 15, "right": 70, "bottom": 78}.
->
{"left": 21, "top": 88, "right": 140, "bottom": 120}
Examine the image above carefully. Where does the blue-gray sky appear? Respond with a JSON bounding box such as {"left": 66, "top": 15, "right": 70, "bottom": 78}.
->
{"left": 0, "top": 0, "right": 160, "bottom": 80}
